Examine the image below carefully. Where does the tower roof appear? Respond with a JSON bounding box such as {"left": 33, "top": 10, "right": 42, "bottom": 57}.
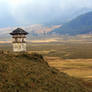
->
{"left": 10, "top": 28, "right": 28, "bottom": 35}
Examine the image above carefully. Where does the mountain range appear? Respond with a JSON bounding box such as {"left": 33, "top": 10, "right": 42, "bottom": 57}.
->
{"left": 0, "top": 24, "right": 61, "bottom": 41}
{"left": 51, "top": 11, "right": 92, "bottom": 35}
{"left": 1, "top": 11, "right": 92, "bottom": 41}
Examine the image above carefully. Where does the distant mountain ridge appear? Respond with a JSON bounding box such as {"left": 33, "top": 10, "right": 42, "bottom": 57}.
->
{"left": 1, "top": 11, "right": 92, "bottom": 41}
{"left": 0, "top": 24, "right": 61, "bottom": 41}
{"left": 51, "top": 11, "right": 92, "bottom": 35}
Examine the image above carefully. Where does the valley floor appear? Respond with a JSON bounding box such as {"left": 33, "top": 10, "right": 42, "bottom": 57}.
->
{"left": 46, "top": 57, "right": 92, "bottom": 79}
{"left": 46, "top": 57, "right": 92, "bottom": 89}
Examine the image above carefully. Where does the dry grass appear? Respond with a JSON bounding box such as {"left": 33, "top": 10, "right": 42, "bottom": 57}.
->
{"left": 28, "top": 39, "right": 58, "bottom": 43}
{"left": 28, "top": 51, "right": 50, "bottom": 54}
{"left": 0, "top": 41, "right": 11, "bottom": 43}
{"left": 46, "top": 57, "right": 92, "bottom": 90}
{"left": 46, "top": 57, "right": 92, "bottom": 80}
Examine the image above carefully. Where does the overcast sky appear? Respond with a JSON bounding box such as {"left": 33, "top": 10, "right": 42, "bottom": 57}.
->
{"left": 0, "top": 0, "right": 92, "bottom": 27}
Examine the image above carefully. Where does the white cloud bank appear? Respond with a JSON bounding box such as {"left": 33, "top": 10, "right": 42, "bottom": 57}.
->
{"left": 0, "top": 0, "right": 92, "bottom": 27}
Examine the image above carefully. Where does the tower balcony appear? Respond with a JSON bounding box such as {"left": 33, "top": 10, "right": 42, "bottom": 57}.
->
{"left": 13, "top": 41, "right": 26, "bottom": 43}
{"left": 12, "top": 35, "right": 26, "bottom": 38}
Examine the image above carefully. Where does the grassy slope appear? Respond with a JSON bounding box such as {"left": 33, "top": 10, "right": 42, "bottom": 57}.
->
{"left": 0, "top": 52, "right": 89, "bottom": 92}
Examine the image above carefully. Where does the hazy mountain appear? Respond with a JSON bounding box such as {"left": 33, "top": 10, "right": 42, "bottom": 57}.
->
{"left": 1, "top": 11, "right": 92, "bottom": 41}
{"left": 0, "top": 24, "right": 61, "bottom": 41}
{"left": 51, "top": 11, "right": 92, "bottom": 35}
{"left": 45, "top": 8, "right": 92, "bottom": 26}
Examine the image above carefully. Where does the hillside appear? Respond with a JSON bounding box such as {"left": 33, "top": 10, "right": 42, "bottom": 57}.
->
{"left": 51, "top": 11, "right": 92, "bottom": 35}
{"left": 0, "top": 51, "right": 89, "bottom": 92}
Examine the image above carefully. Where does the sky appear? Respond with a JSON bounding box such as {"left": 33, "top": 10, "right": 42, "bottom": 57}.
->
{"left": 0, "top": 0, "right": 92, "bottom": 27}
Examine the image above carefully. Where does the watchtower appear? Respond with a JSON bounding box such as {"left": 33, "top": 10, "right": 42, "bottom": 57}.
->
{"left": 10, "top": 28, "right": 28, "bottom": 52}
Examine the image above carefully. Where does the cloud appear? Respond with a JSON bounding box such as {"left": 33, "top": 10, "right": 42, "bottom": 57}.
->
{"left": 0, "top": 0, "right": 92, "bottom": 27}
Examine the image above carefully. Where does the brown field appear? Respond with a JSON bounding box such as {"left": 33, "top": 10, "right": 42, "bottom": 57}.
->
{"left": 45, "top": 57, "right": 92, "bottom": 89}
{"left": 46, "top": 57, "right": 92, "bottom": 80}
{"left": 28, "top": 39, "right": 58, "bottom": 43}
